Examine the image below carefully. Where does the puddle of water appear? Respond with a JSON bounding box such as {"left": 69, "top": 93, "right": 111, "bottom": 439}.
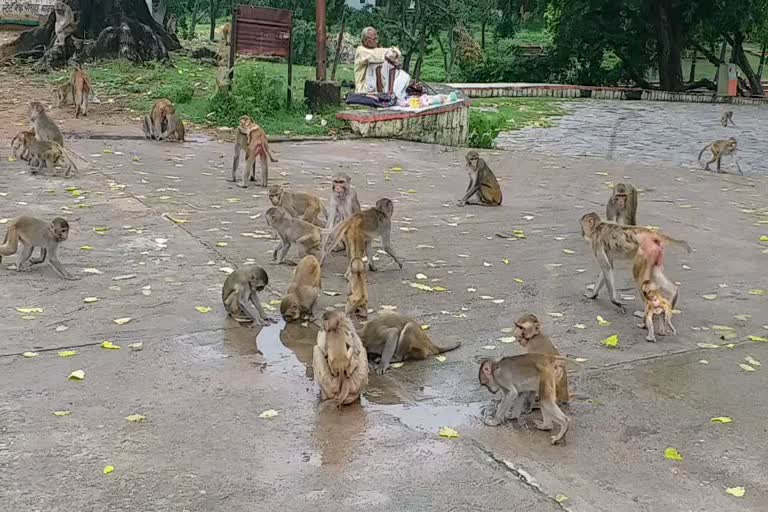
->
{"left": 256, "top": 320, "right": 318, "bottom": 374}
{"left": 366, "top": 400, "right": 484, "bottom": 432}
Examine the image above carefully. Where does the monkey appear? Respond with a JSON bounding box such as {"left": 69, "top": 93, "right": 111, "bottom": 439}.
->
{"left": 53, "top": 0, "right": 75, "bottom": 48}
{"left": 457, "top": 150, "right": 502, "bottom": 207}
{"left": 268, "top": 184, "right": 327, "bottom": 227}
{"left": 697, "top": 137, "right": 742, "bottom": 175}
{"left": 321, "top": 198, "right": 404, "bottom": 272}
{"left": 222, "top": 22, "right": 231, "bottom": 45}
{"left": 163, "top": 111, "right": 186, "bottom": 142}
{"left": 581, "top": 212, "right": 690, "bottom": 313}
{"left": 605, "top": 182, "right": 638, "bottom": 226}
{"left": 313, "top": 310, "right": 369, "bottom": 406}
{"left": 221, "top": 265, "right": 276, "bottom": 326}
{"left": 71, "top": 66, "right": 92, "bottom": 118}
{"left": 11, "top": 130, "right": 35, "bottom": 161}
{"left": 230, "top": 116, "right": 277, "bottom": 188}
{"left": 53, "top": 82, "right": 73, "bottom": 107}
{"left": 515, "top": 313, "right": 570, "bottom": 405}
{"left": 478, "top": 354, "right": 571, "bottom": 444}
{"left": 0, "top": 216, "right": 78, "bottom": 280}
{"left": 165, "top": 14, "right": 177, "bottom": 36}
{"left": 26, "top": 139, "right": 79, "bottom": 178}
{"left": 280, "top": 255, "right": 321, "bottom": 322}
{"left": 344, "top": 257, "right": 368, "bottom": 320}
{"left": 639, "top": 280, "right": 676, "bottom": 343}
{"left": 143, "top": 98, "right": 184, "bottom": 141}
{"left": 323, "top": 173, "right": 361, "bottom": 254}
{"left": 360, "top": 314, "right": 461, "bottom": 375}
{"left": 720, "top": 111, "right": 735, "bottom": 127}
{"left": 27, "top": 102, "right": 63, "bottom": 146}
{"left": 215, "top": 66, "right": 233, "bottom": 94}
{"left": 265, "top": 207, "right": 322, "bottom": 265}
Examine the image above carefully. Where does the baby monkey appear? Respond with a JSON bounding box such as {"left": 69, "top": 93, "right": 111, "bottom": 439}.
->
{"left": 698, "top": 137, "right": 742, "bottom": 174}
{"left": 606, "top": 182, "right": 638, "bottom": 226}
{"left": 720, "top": 111, "right": 736, "bottom": 127}
{"left": 639, "top": 280, "right": 676, "bottom": 343}
{"left": 0, "top": 216, "right": 78, "bottom": 280}
{"left": 345, "top": 257, "right": 368, "bottom": 319}
{"left": 11, "top": 130, "right": 35, "bottom": 161}
{"left": 221, "top": 265, "right": 275, "bottom": 326}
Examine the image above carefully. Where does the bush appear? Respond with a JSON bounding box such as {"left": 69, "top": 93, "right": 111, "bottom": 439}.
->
{"left": 206, "top": 63, "right": 289, "bottom": 127}
{"left": 460, "top": 45, "right": 554, "bottom": 83}
{"left": 468, "top": 110, "right": 507, "bottom": 149}
{"left": 155, "top": 83, "right": 195, "bottom": 104}
{"left": 292, "top": 19, "right": 317, "bottom": 66}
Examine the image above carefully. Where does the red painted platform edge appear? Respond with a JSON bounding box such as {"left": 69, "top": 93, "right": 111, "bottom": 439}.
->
{"left": 336, "top": 101, "right": 468, "bottom": 124}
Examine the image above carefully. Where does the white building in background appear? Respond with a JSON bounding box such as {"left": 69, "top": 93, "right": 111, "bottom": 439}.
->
{"left": 344, "top": 0, "right": 379, "bottom": 10}
{"left": 0, "top": 0, "right": 54, "bottom": 24}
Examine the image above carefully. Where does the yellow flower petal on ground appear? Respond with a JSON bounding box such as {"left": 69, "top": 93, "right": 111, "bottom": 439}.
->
{"left": 438, "top": 427, "right": 459, "bottom": 438}
{"left": 103, "top": 465, "right": 115, "bottom": 475}
{"left": 100, "top": 341, "right": 120, "bottom": 350}
{"left": 664, "top": 447, "right": 683, "bottom": 461}
{"left": 433, "top": 286, "right": 447, "bottom": 292}
{"left": 195, "top": 306, "right": 212, "bottom": 313}
{"left": 68, "top": 369, "right": 86, "bottom": 380}
{"left": 574, "top": 324, "right": 586, "bottom": 329}
{"left": 58, "top": 350, "right": 77, "bottom": 357}
{"left": 259, "top": 409, "right": 279, "bottom": 419}
{"left": 710, "top": 416, "right": 733, "bottom": 424}
{"left": 513, "top": 278, "right": 524, "bottom": 284}
{"left": 415, "top": 273, "right": 428, "bottom": 280}
{"left": 410, "top": 282, "right": 433, "bottom": 292}
{"left": 500, "top": 337, "right": 516, "bottom": 344}
{"left": 125, "top": 414, "right": 146, "bottom": 422}
{"left": 601, "top": 334, "right": 619, "bottom": 347}
{"left": 712, "top": 325, "right": 734, "bottom": 331}
{"left": 725, "top": 486, "right": 745, "bottom": 497}
{"left": 420, "top": 324, "right": 430, "bottom": 331}
{"left": 745, "top": 356, "right": 761, "bottom": 366}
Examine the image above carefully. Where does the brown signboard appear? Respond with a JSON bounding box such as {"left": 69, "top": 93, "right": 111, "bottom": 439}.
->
{"left": 230, "top": 5, "right": 294, "bottom": 105}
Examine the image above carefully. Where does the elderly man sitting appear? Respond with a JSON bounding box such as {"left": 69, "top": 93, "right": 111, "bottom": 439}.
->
{"left": 354, "top": 27, "right": 410, "bottom": 100}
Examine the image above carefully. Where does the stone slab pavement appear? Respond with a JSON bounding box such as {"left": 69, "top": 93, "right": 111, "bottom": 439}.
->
{"left": 1, "top": 135, "right": 767, "bottom": 511}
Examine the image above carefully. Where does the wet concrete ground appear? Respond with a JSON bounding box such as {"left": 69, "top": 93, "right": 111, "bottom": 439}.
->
{"left": 497, "top": 100, "right": 768, "bottom": 175}
{"left": 1, "top": 131, "right": 767, "bottom": 511}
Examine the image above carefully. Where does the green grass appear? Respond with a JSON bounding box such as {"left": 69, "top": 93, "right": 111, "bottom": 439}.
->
{"left": 48, "top": 57, "right": 354, "bottom": 136}
{"left": 471, "top": 97, "right": 572, "bottom": 131}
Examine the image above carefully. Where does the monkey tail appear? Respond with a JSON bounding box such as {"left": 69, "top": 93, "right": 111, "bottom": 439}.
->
{"left": 333, "top": 377, "right": 351, "bottom": 407}
{"left": 697, "top": 144, "right": 711, "bottom": 162}
{"left": 431, "top": 339, "right": 462, "bottom": 355}
{"left": 661, "top": 235, "right": 692, "bottom": 254}
{"left": 56, "top": 143, "right": 88, "bottom": 163}
{"left": 10, "top": 132, "right": 21, "bottom": 148}
{"left": 0, "top": 222, "right": 19, "bottom": 256}
{"left": 322, "top": 219, "right": 351, "bottom": 262}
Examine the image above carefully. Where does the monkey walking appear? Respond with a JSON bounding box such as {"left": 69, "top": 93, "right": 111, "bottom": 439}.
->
{"left": 606, "top": 183, "right": 638, "bottom": 226}
{"left": 581, "top": 212, "right": 690, "bottom": 313}
{"left": 638, "top": 280, "right": 676, "bottom": 343}
{"left": 0, "top": 216, "right": 78, "bottom": 280}
{"left": 313, "top": 311, "right": 369, "bottom": 406}
{"left": 457, "top": 150, "right": 502, "bottom": 207}
{"left": 698, "top": 137, "right": 742, "bottom": 175}
{"left": 720, "top": 111, "right": 736, "bottom": 127}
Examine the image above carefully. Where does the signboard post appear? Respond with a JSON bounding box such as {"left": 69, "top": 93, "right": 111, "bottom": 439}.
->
{"left": 230, "top": 5, "right": 293, "bottom": 107}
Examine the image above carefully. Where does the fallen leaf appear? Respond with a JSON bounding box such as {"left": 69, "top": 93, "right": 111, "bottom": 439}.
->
{"left": 482, "top": 345, "right": 497, "bottom": 350}
{"left": 563, "top": 249, "right": 575, "bottom": 255}
{"left": 711, "top": 416, "right": 733, "bottom": 424}
{"left": 58, "top": 350, "right": 78, "bottom": 358}
{"left": 415, "top": 273, "right": 428, "bottom": 280}
{"left": 259, "top": 409, "right": 280, "bottom": 419}
{"left": 52, "top": 410, "right": 71, "bottom": 416}
{"left": 723, "top": 343, "right": 736, "bottom": 348}
{"left": 16, "top": 307, "right": 43, "bottom": 314}
{"left": 125, "top": 414, "right": 146, "bottom": 422}
{"left": 390, "top": 362, "right": 405, "bottom": 368}
{"left": 574, "top": 324, "right": 586, "bottom": 329}
{"left": 548, "top": 312, "right": 563, "bottom": 318}
{"left": 483, "top": 261, "right": 493, "bottom": 267}
{"left": 380, "top": 305, "right": 397, "bottom": 310}
{"left": 420, "top": 324, "right": 430, "bottom": 331}
{"left": 502, "top": 258, "right": 509, "bottom": 265}
{"left": 112, "top": 274, "right": 136, "bottom": 281}
{"left": 81, "top": 268, "right": 103, "bottom": 274}
{"left": 664, "top": 447, "right": 683, "bottom": 461}
{"left": 712, "top": 325, "right": 734, "bottom": 331}
{"left": 438, "top": 426, "right": 459, "bottom": 438}
{"left": 697, "top": 343, "right": 720, "bottom": 349}
{"left": 22, "top": 352, "right": 39, "bottom": 358}
{"left": 760, "top": 236, "right": 768, "bottom": 242}
{"left": 597, "top": 315, "right": 611, "bottom": 326}
{"left": 113, "top": 317, "right": 133, "bottom": 325}
{"left": 601, "top": 334, "right": 619, "bottom": 347}
{"left": 83, "top": 297, "right": 99, "bottom": 304}
{"left": 554, "top": 494, "right": 569, "bottom": 504}
{"left": 480, "top": 295, "right": 494, "bottom": 300}
{"left": 80, "top": 245, "right": 94, "bottom": 251}
{"left": 726, "top": 486, "right": 745, "bottom": 497}
{"left": 103, "top": 465, "right": 115, "bottom": 475}
{"left": 410, "top": 282, "right": 434, "bottom": 292}
{"left": 748, "top": 335, "right": 768, "bottom": 342}
{"left": 433, "top": 286, "right": 447, "bottom": 292}
{"left": 100, "top": 341, "right": 120, "bottom": 350}
{"left": 406, "top": 189, "right": 417, "bottom": 194}
{"left": 499, "top": 337, "right": 516, "bottom": 344}
{"left": 698, "top": 360, "right": 709, "bottom": 364}
{"left": 745, "top": 355, "right": 761, "bottom": 366}
{"left": 68, "top": 370, "right": 86, "bottom": 380}
{"left": 434, "top": 355, "right": 447, "bottom": 363}
{"left": 491, "top": 299, "right": 505, "bottom": 304}
{"left": 574, "top": 357, "right": 588, "bottom": 362}
{"left": 739, "top": 363, "right": 756, "bottom": 372}
{"left": 734, "top": 314, "right": 751, "bottom": 321}
{"left": 701, "top": 294, "right": 718, "bottom": 300}
{"left": 195, "top": 306, "right": 212, "bottom": 314}
{"left": 390, "top": 167, "right": 402, "bottom": 172}
{"left": 128, "top": 342, "right": 143, "bottom": 350}
{"left": 513, "top": 278, "right": 524, "bottom": 284}
{"left": 748, "top": 289, "right": 766, "bottom": 295}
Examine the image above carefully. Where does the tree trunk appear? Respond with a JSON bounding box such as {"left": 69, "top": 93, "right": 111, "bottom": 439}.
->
{"left": 0, "top": 0, "right": 180, "bottom": 66}
{"left": 758, "top": 42, "right": 767, "bottom": 81}
{"left": 725, "top": 32, "right": 764, "bottom": 96}
{"left": 714, "top": 41, "right": 726, "bottom": 83}
{"left": 652, "top": 0, "right": 684, "bottom": 91}
{"left": 481, "top": 20, "right": 486, "bottom": 49}
{"left": 688, "top": 49, "right": 696, "bottom": 83}
{"left": 209, "top": 0, "right": 218, "bottom": 41}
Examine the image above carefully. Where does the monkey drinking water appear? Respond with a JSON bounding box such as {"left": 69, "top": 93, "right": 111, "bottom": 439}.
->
{"left": 221, "top": 265, "right": 276, "bottom": 326}
{"left": 313, "top": 310, "right": 369, "bottom": 406}
{"left": 457, "top": 150, "right": 502, "bottom": 207}
{"left": 606, "top": 183, "right": 638, "bottom": 226}
{"left": 0, "top": 216, "right": 78, "bottom": 280}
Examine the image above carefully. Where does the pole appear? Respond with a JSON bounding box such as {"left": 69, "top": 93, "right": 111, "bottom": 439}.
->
{"left": 330, "top": 7, "right": 345, "bottom": 81}
{"left": 228, "top": 5, "right": 237, "bottom": 79}
{"left": 287, "top": 17, "right": 293, "bottom": 108}
{"left": 316, "top": 0, "right": 327, "bottom": 81}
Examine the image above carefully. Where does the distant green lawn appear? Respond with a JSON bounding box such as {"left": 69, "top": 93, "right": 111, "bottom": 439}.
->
{"left": 472, "top": 97, "right": 572, "bottom": 131}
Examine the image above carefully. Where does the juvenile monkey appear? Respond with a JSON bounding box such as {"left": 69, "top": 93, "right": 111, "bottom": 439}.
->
{"left": 515, "top": 313, "right": 569, "bottom": 405}
{"left": 53, "top": 82, "right": 73, "bottom": 107}
{"left": 605, "top": 182, "right": 638, "bottom": 226}
{"left": 71, "top": 67, "right": 92, "bottom": 118}
{"left": 457, "top": 150, "right": 502, "bottom": 207}
{"left": 478, "top": 354, "right": 571, "bottom": 444}
{"left": 265, "top": 207, "right": 322, "bottom": 264}
{"left": 698, "top": 137, "right": 742, "bottom": 174}
{"left": 0, "top": 216, "right": 78, "bottom": 280}
{"left": 231, "top": 115, "right": 277, "bottom": 188}
{"left": 313, "top": 310, "right": 369, "bottom": 406}
{"left": 222, "top": 22, "right": 231, "bottom": 45}
{"left": 27, "top": 139, "right": 79, "bottom": 178}
{"left": 280, "top": 255, "right": 321, "bottom": 322}
{"left": 321, "top": 198, "right": 404, "bottom": 272}
{"left": 360, "top": 314, "right": 461, "bottom": 374}
{"left": 27, "top": 102, "right": 63, "bottom": 146}
{"left": 11, "top": 130, "right": 35, "bottom": 160}
{"left": 268, "top": 184, "right": 327, "bottom": 227}
{"left": 639, "top": 280, "right": 676, "bottom": 343}
{"left": 323, "top": 173, "right": 361, "bottom": 254}
{"left": 221, "top": 265, "right": 275, "bottom": 326}
{"left": 720, "top": 111, "right": 735, "bottom": 127}
{"left": 345, "top": 257, "right": 368, "bottom": 319}
{"left": 52, "top": 0, "right": 75, "bottom": 47}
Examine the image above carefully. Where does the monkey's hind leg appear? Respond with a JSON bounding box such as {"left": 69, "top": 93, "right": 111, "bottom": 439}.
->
{"left": 259, "top": 152, "right": 269, "bottom": 187}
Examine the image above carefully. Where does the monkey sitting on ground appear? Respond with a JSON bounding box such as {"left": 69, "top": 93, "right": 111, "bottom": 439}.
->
{"left": 638, "top": 280, "right": 676, "bottom": 343}
{"left": 0, "top": 216, "right": 78, "bottom": 280}
{"left": 11, "top": 130, "right": 35, "bottom": 161}
{"left": 720, "top": 111, "right": 735, "bottom": 127}
{"left": 230, "top": 115, "right": 277, "bottom": 188}
{"left": 27, "top": 101, "right": 63, "bottom": 146}
{"left": 27, "top": 139, "right": 79, "bottom": 178}
{"left": 323, "top": 173, "right": 361, "bottom": 254}
{"left": 281, "top": 255, "right": 321, "bottom": 322}
{"left": 221, "top": 265, "right": 276, "bottom": 326}
{"left": 478, "top": 354, "right": 572, "bottom": 444}
{"left": 265, "top": 207, "right": 321, "bottom": 265}
{"left": 360, "top": 314, "right": 461, "bottom": 374}
{"left": 321, "top": 198, "right": 404, "bottom": 272}
{"left": 515, "top": 313, "right": 570, "bottom": 406}
{"left": 268, "top": 184, "right": 327, "bottom": 227}
{"left": 581, "top": 212, "right": 690, "bottom": 313}
{"left": 71, "top": 66, "right": 92, "bottom": 118}
{"left": 457, "top": 150, "right": 502, "bottom": 207}
{"left": 606, "top": 182, "right": 638, "bottom": 226}
{"left": 313, "top": 310, "right": 369, "bottom": 406}
{"left": 345, "top": 257, "right": 368, "bottom": 320}
{"left": 143, "top": 98, "right": 185, "bottom": 142}
{"left": 698, "top": 137, "right": 742, "bottom": 174}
